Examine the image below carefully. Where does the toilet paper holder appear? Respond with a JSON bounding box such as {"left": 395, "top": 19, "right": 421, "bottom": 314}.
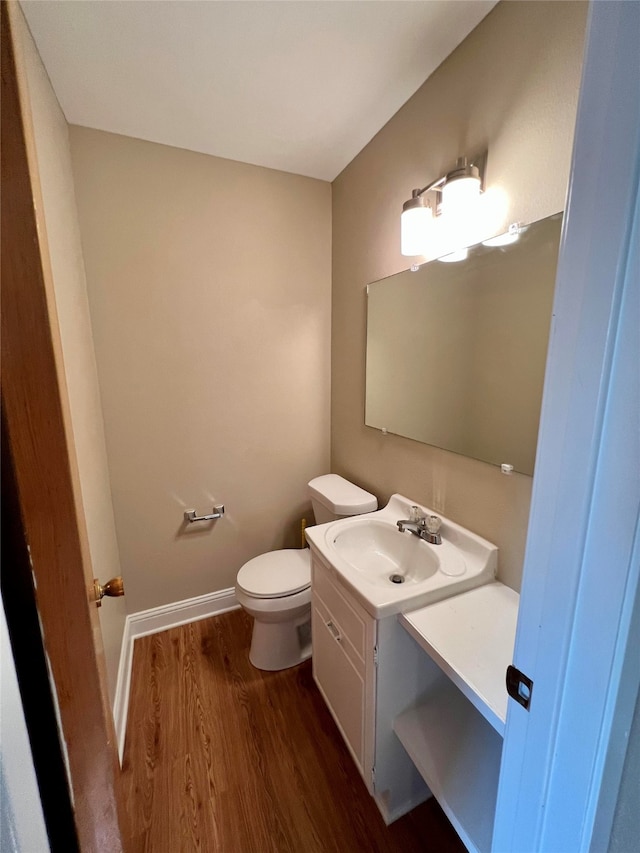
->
{"left": 184, "top": 505, "right": 225, "bottom": 523}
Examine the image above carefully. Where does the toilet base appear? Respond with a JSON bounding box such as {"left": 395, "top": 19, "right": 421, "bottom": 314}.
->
{"left": 249, "top": 614, "right": 312, "bottom": 671}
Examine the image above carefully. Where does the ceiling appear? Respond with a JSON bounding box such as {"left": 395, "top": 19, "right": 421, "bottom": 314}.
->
{"left": 20, "top": 0, "right": 497, "bottom": 181}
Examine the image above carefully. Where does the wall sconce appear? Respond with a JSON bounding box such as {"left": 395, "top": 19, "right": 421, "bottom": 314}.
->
{"left": 400, "top": 155, "right": 485, "bottom": 257}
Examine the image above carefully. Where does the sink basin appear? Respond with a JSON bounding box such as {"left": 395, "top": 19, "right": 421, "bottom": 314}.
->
{"left": 329, "top": 519, "right": 439, "bottom": 585}
{"left": 305, "top": 494, "right": 498, "bottom": 618}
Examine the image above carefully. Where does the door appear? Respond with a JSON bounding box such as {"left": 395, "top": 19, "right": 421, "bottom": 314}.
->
{"left": 493, "top": 2, "right": 640, "bottom": 850}
{"left": 1, "top": 3, "right": 125, "bottom": 849}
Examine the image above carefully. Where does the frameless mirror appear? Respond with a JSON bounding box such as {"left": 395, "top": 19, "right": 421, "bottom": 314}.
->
{"left": 365, "top": 213, "right": 562, "bottom": 475}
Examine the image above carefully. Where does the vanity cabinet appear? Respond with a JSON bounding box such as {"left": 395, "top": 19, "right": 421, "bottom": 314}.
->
{"left": 311, "top": 553, "right": 376, "bottom": 790}
{"left": 306, "top": 495, "right": 513, "bottom": 844}
{"left": 311, "top": 543, "right": 520, "bottom": 849}
{"left": 311, "top": 550, "right": 431, "bottom": 819}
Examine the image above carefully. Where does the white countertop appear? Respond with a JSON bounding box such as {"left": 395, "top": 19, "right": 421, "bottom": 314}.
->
{"left": 400, "top": 581, "right": 520, "bottom": 735}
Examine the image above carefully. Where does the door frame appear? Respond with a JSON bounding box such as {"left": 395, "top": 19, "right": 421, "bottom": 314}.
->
{"left": 1, "top": 2, "right": 125, "bottom": 849}
{"left": 493, "top": 2, "right": 640, "bottom": 850}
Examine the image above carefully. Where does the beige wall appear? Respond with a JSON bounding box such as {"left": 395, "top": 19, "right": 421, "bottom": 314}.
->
{"left": 331, "top": 0, "right": 588, "bottom": 591}
{"left": 69, "top": 128, "right": 332, "bottom": 612}
{"left": 11, "top": 5, "right": 126, "bottom": 703}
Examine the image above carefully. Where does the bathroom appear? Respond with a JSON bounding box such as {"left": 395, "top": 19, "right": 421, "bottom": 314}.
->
{"left": 2, "top": 1, "right": 638, "bottom": 852}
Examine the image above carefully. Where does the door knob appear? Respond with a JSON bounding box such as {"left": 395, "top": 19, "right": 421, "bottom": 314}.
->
{"left": 93, "top": 576, "right": 124, "bottom": 607}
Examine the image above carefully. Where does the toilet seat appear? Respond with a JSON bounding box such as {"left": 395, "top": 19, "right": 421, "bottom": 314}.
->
{"left": 236, "top": 549, "right": 311, "bottom": 599}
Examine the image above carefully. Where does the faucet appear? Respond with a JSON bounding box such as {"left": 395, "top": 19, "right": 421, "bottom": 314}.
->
{"left": 397, "top": 507, "right": 442, "bottom": 545}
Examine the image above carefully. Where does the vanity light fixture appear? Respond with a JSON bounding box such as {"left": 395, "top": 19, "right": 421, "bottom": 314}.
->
{"left": 400, "top": 155, "right": 485, "bottom": 257}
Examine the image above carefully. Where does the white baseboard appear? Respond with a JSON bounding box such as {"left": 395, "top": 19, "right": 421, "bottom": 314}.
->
{"left": 375, "top": 790, "right": 431, "bottom": 825}
{"left": 112, "top": 615, "right": 133, "bottom": 764}
{"left": 113, "top": 587, "right": 239, "bottom": 762}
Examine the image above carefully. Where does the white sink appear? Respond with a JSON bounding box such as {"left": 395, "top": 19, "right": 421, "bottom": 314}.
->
{"left": 330, "top": 519, "right": 440, "bottom": 585}
{"left": 305, "top": 494, "right": 498, "bottom": 618}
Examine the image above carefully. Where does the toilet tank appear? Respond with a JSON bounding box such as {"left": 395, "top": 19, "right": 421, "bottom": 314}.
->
{"left": 308, "top": 474, "right": 377, "bottom": 525}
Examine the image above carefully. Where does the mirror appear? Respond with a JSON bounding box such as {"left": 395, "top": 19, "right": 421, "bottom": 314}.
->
{"left": 365, "top": 213, "right": 562, "bottom": 475}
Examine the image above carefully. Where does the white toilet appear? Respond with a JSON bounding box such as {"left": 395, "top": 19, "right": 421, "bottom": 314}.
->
{"left": 235, "top": 474, "right": 377, "bottom": 671}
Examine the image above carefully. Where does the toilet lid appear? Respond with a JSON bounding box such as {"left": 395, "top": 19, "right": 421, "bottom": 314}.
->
{"left": 237, "top": 549, "right": 311, "bottom": 599}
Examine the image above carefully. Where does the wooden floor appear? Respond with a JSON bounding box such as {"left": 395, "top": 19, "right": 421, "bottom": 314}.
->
{"left": 121, "top": 608, "right": 465, "bottom": 852}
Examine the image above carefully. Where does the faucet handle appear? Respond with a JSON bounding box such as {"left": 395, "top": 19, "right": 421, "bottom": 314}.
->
{"left": 425, "top": 515, "right": 441, "bottom": 535}
{"left": 409, "top": 505, "right": 424, "bottom": 523}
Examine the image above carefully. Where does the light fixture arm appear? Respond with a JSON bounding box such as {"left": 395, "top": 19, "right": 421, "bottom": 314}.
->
{"left": 412, "top": 175, "right": 447, "bottom": 199}
{"left": 410, "top": 154, "right": 486, "bottom": 200}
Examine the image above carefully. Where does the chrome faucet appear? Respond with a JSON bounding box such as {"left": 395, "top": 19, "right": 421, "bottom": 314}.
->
{"left": 396, "top": 507, "right": 442, "bottom": 545}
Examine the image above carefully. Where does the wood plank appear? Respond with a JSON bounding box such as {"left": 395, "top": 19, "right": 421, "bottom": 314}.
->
{"left": 122, "top": 609, "right": 466, "bottom": 852}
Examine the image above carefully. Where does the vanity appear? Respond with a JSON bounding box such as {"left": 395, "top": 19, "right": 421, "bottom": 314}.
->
{"left": 305, "top": 495, "right": 519, "bottom": 853}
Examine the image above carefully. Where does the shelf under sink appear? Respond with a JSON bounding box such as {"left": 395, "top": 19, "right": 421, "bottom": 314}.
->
{"left": 399, "top": 581, "right": 519, "bottom": 735}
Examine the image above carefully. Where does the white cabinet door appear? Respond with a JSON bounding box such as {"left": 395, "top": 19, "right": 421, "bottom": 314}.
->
{"left": 312, "top": 597, "right": 366, "bottom": 773}
{"left": 311, "top": 554, "right": 377, "bottom": 792}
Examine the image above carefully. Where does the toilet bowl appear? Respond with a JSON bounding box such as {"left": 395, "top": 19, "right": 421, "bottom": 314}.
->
{"left": 235, "top": 474, "right": 377, "bottom": 671}
{"left": 236, "top": 549, "right": 312, "bottom": 671}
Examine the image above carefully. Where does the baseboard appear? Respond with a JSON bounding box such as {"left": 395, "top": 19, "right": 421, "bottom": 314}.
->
{"left": 112, "top": 587, "right": 239, "bottom": 762}
{"left": 112, "top": 615, "right": 133, "bottom": 764}
{"left": 375, "top": 790, "right": 431, "bottom": 825}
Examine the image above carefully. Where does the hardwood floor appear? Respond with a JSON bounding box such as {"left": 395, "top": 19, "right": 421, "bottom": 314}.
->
{"left": 121, "top": 608, "right": 465, "bottom": 852}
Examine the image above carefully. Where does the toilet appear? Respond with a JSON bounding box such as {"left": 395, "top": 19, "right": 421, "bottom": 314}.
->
{"left": 235, "top": 474, "right": 377, "bottom": 671}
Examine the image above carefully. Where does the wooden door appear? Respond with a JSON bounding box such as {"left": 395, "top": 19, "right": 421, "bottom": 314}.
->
{"left": 1, "top": 3, "right": 125, "bottom": 849}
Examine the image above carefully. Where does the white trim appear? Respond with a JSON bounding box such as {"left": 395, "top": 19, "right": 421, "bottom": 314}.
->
{"left": 375, "top": 792, "right": 431, "bottom": 829}
{"left": 112, "top": 588, "right": 239, "bottom": 762}
{"left": 126, "top": 587, "right": 239, "bottom": 640}
{"left": 112, "top": 615, "right": 133, "bottom": 765}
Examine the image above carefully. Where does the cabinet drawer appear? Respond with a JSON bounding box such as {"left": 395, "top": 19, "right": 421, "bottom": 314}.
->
{"left": 312, "top": 599, "right": 365, "bottom": 771}
{"left": 313, "top": 589, "right": 364, "bottom": 677}
{"left": 312, "top": 560, "right": 367, "bottom": 662}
